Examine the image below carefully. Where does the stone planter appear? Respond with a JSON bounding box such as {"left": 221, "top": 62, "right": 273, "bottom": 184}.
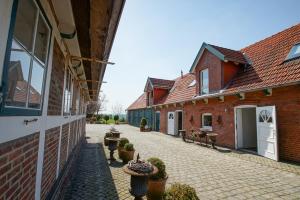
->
{"left": 147, "top": 176, "right": 168, "bottom": 200}
{"left": 122, "top": 150, "right": 135, "bottom": 164}
{"left": 111, "top": 131, "right": 121, "bottom": 138}
{"left": 104, "top": 137, "right": 109, "bottom": 146}
{"left": 107, "top": 137, "right": 120, "bottom": 161}
{"left": 118, "top": 146, "right": 125, "bottom": 160}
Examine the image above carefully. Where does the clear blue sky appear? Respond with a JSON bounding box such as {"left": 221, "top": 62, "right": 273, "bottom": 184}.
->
{"left": 102, "top": 0, "right": 300, "bottom": 114}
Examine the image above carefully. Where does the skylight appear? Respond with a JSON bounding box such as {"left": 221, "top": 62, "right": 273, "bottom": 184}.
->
{"left": 286, "top": 43, "right": 300, "bottom": 60}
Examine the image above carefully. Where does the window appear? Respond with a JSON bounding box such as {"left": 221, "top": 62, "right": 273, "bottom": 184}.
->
{"left": 2, "top": 0, "right": 51, "bottom": 115}
{"left": 200, "top": 69, "right": 209, "bottom": 95}
{"left": 63, "top": 69, "right": 73, "bottom": 115}
{"left": 202, "top": 113, "right": 212, "bottom": 130}
{"left": 286, "top": 43, "right": 300, "bottom": 60}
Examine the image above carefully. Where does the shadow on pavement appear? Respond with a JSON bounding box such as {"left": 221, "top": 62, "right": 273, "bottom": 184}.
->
{"left": 64, "top": 142, "right": 119, "bottom": 200}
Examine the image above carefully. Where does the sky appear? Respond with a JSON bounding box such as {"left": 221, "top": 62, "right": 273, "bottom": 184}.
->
{"left": 102, "top": 0, "right": 300, "bottom": 114}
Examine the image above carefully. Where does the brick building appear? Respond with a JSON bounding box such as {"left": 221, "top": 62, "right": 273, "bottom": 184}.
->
{"left": 127, "top": 24, "right": 300, "bottom": 163}
{"left": 0, "top": 0, "right": 124, "bottom": 199}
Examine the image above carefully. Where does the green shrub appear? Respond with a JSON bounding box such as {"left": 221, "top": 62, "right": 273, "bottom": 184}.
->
{"left": 96, "top": 115, "right": 102, "bottom": 121}
{"left": 148, "top": 157, "right": 167, "bottom": 180}
{"left": 114, "top": 115, "right": 119, "bottom": 122}
{"left": 140, "top": 117, "right": 147, "bottom": 127}
{"left": 119, "top": 138, "right": 129, "bottom": 148}
{"left": 104, "top": 115, "right": 109, "bottom": 123}
{"left": 124, "top": 143, "right": 134, "bottom": 151}
{"left": 120, "top": 117, "right": 126, "bottom": 122}
{"left": 104, "top": 132, "right": 113, "bottom": 138}
{"left": 164, "top": 183, "right": 199, "bottom": 200}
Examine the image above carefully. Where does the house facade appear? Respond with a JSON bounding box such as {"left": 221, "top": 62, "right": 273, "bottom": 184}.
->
{"left": 0, "top": 0, "right": 124, "bottom": 199}
{"left": 127, "top": 24, "right": 300, "bottom": 163}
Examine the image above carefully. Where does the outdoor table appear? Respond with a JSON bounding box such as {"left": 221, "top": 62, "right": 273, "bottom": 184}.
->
{"left": 206, "top": 133, "right": 218, "bottom": 149}
{"left": 106, "top": 137, "right": 120, "bottom": 161}
{"left": 123, "top": 164, "right": 158, "bottom": 200}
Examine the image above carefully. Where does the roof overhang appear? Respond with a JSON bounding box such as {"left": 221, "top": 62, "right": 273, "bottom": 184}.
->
{"left": 189, "top": 42, "right": 248, "bottom": 73}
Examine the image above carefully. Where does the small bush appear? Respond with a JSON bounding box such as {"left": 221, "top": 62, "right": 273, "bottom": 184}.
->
{"left": 104, "top": 115, "right": 109, "bottom": 123}
{"left": 119, "top": 138, "right": 129, "bottom": 148}
{"left": 124, "top": 143, "right": 134, "bottom": 151}
{"left": 114, "top": 115, "right": 119, "bottom": 122}
{"left": 120, "top": 117, "right": 125, "bottom": 122}
{"left": 148, "top": 157, "right": 167, "bottom": 180}
{"left": 105, "top": 132, "right": 113, "bottom": 138}
{"left": 164, "top": 183, "right": 199, "bottom": 200}
{"left": 140, "top": 117, "right": 147, "bottom": 127}
{"left": 96, "top": 115, "right": 102, "bottom": 121}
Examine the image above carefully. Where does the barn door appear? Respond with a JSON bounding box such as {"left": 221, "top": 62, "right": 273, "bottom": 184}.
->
{"left": 167, "top": 112, "right": 175, "bottom": 135}
{"left": 256, "top": 106, "right": 278, "bottom": 161}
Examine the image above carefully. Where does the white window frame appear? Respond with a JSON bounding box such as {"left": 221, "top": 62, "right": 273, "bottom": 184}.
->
{"left": 201, "top": 113, "right": 212, "bottom": 131}
{"left": 200, "top": 68, "right": 209, "bottom": 95}
{"left": 63, "top": 68, "right": 73, "bottom": 115}
{"left": 286, "top": 43, "right": 300, "bottom": 60}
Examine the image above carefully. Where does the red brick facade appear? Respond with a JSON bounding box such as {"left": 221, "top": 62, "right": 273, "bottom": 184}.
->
{"left": 0, "top": 133, "right": 39, "bottom": 200}
{"left": 158, "top": 84, "right": 300, "bottom": 162}
{"left": 47, "top": 40, "right": 65, "bottom": 116}
{"left": 41, "top": 127, "right": 60, "bottom": 200}
{"left": 59, "top": 123, "right": 69, "bottom": 172}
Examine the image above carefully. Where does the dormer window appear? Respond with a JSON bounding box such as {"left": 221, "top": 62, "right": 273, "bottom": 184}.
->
{"left": 286, "top": 43, "right": 300, "bottom": 60}
{"left": 200, "top": 69, "right": 209, "bottom": 95}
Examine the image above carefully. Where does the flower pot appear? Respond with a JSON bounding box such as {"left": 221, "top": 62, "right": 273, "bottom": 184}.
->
{"left": 147, "top": 176, "right": 168, "bottom": 200}
{"left": 104, "top": 137, "right": 109, "bottom": 146}
{"left": 122, "top": 150, "right": 135, "bottom": 164}
{"left": 111, "top": 131, "right": 120, "bottom": 138}
{"left": 118, "top": 147, "right": 125, "bottom": 159}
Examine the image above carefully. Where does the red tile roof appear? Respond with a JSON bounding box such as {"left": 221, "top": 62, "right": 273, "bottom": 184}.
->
{"left": 209, "top": 44, "right": 248, "bottom": 64}
{"left": 225, "top": 23, "right": 300, "bottom": 93}
{"left": 128, "top": 74, "right": 195, "bottom": 110}
{"left": 148, "top": 78, "right": 175, "bottom": 89}
{"left": 127, "top": 93, "right": 147, "bottom": 110}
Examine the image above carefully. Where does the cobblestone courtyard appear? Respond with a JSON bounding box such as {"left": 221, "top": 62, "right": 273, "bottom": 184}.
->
{"left": 65, "top": 124, "right": 300, "bottom": 199}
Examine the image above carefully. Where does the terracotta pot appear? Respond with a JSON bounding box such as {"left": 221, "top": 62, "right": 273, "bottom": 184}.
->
{"left": 122, "top": 150, "right": 135, "bottom": 164}
{"left": 118, "top": 147, "right": 125, "bottom": 159}
{"left": 147, "top": 176, "right": 168, "bottom": 200}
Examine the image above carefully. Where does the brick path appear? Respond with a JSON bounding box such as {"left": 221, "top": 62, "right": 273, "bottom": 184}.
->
{"left": 65, "top": 124, "right": 300, "bottom": 200}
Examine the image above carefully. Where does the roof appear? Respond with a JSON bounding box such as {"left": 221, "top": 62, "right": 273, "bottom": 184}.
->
{"left": 127, "top": 93, "right": 147, "bottom": 110}
{"left": 144, "top": 77, "right": 175, "bottom": 91}
{"left": 190, "top": 42, "right": 248, "bottom": 72}
{"left": 128, "top": 73, "right": 195, "bottom": 110}
{"left": 225, "top": 23, "right": 300, "bottom": 94}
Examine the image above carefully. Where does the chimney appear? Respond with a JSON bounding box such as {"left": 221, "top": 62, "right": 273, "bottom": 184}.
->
{"left": 181, "top": 70, "right": 183, "bottom": 78}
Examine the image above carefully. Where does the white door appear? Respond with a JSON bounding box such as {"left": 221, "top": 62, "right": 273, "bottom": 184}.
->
{"left": 256, "top": 106, "right": 278, "bottom": 161}
{"left": 167, "top": 112, "right": 175, "bottom": 135}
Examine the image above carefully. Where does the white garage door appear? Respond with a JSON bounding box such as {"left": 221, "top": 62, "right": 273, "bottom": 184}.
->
{"left": 256, "top": 106, "right": 278, "bottom": 161}
{"left": 167, "top": 112, "right": 175, "bottom": 135}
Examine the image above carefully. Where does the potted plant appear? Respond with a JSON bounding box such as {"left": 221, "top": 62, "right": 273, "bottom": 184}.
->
{"left": 163, "top": 183, "right": 199, "bottom": 200}
{"left": 147, "top": 158, "right": 168, "bottom": 200}
{"left": 140, "top": 117, "right": 147, "bottom": 132}
{"left": 122, "top": 143, "right": 135, "bottom": 164}
{"left": 118, "top": 137, "right": 129, "bottom": 160}
{"left": 104, "top": 132, "right": 113, "bottom": 146}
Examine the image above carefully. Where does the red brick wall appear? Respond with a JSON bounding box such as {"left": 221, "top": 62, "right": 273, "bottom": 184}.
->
{"left": 41, "top": 127, "right": 60, "bottom": 200}
{"left": 153, "top": 88, "right": 168, "bottom": 104}
{"left": 222, "top": 62, "right": 240, "bottom": 87}
{"left": 59, "top": 123, "right": 69, "bottom": 172}
{"left": 48, "top": 40, "right": 65, "bottom": 115}
{"left": 68, "top": 121, "right": 76, "bottom": 155}
{"left": 0, "top": 132, "right": 39, "bottom": 200}
{"left": 158, "top": 85, "right": 300, "bottom": 162}
{"left": 195, "top": 50, "right": 222, "bottom": 94}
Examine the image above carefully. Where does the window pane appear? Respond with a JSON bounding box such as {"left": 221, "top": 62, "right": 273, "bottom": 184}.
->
{"left": 14, "top": 0, "right": 38, "bottom": 51}
{"left": 28, "top": 61, "right": 44, "bottom": 108}
{"left": 5, "top": 40, "right": 31, "bottom": 107}
{"left": 34, "top": 14, "right": 50, "bottom": 63}
{"left": 203, "top": 115, "right": 212, "bottom": 127}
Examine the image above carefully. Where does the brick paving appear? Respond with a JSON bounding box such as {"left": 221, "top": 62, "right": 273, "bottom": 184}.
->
{"left": 65, "top": 124, "right": 300, "bottom": 200}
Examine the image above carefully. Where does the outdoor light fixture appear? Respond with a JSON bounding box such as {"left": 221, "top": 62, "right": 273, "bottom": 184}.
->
{"left": 236, "top": 93, "right": 245, "bottom": 100}
{"left": 263, "top": 88, "right": 272, "bottom": 96}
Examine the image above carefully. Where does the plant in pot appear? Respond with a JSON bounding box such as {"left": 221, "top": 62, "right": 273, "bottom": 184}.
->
{"left": 163, "top": 183, "right": 199, "bottom": 200}
{"left": 118, "top": 137, "right": 129, "bottom": 160}
{"left": 122, "top": 143, "right": 135, "bottom": 164}
{"left": 104, "top": 132, "right": 113, "bottom": 146}
{"left": 147, "top": 157, "right": 168, "bottom": 200}
{"left": 140, "top": 118, "right": 147, "bottom": 132}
